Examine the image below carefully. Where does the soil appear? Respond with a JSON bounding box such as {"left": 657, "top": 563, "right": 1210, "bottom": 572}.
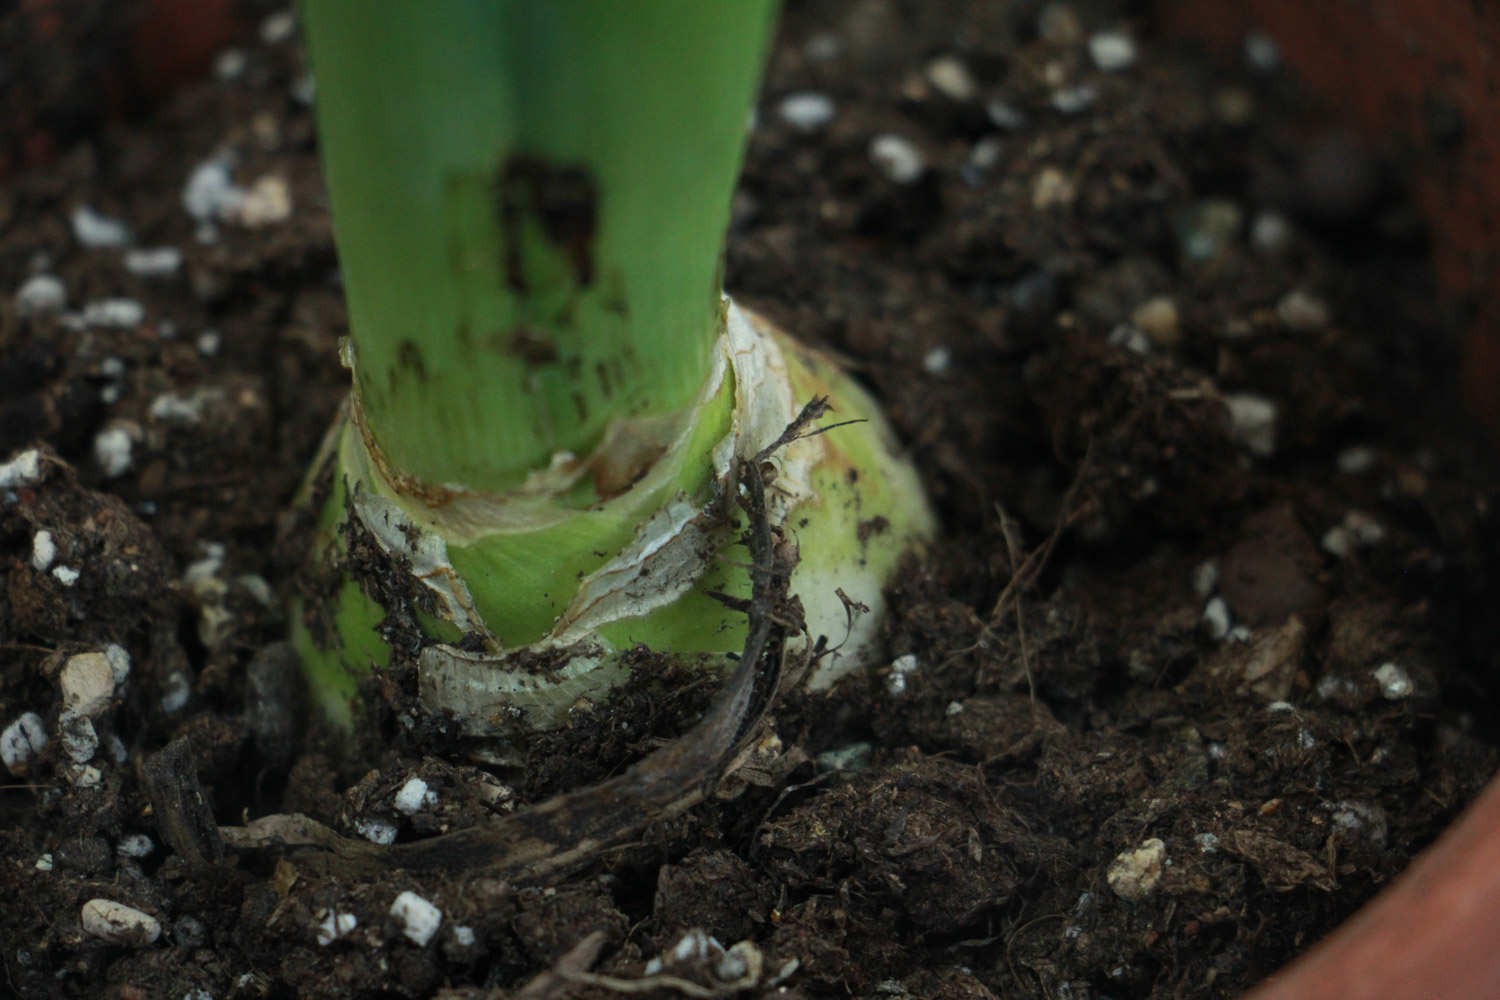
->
{"left": 3, "top": 1, "right": 1499, "bottom": 998}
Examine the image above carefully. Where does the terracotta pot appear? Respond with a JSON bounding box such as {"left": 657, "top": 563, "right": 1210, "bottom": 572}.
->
{"left": 1156, "top": 2, "right": 1500, "bottom": 994}
{"left": 1155, "top": 0, "right": 1500, "bottom": 442}
{"left": 0, "top": 0, "right": 236, "bottom": 179}
{"left": 1243, "top": 773, "right": 1500, "bottom": 999}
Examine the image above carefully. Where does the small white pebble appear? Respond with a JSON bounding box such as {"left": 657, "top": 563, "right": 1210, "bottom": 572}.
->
{"left": 117, "top": 834, "right": 154, "bottom": 858}
{"left": 1266, "top": 700, "right": 1296, "bottom": 713}
{"left": 926, "top": 55, "right": 977, "bottom": 101}
{"left": 969, "top": 136, "right": 1004, "bottom": 170}
{"left": 671, "top": 929, "right": 712, "bottom": 963}
{"left": 1250, "top": 211, "right": 1293, "bottom": 254}
{"left": 393, "top": 777, "right": 435, "bottom": 816}
{"left": 149, "top": 392, "right": 207, "bottom": 424}
{"left": 945, "top": 700, "right": 965, "bottom": 716}
{"left": 1132, "top": 296, "right": 1180, "bottom": 346}
{"left": 100, "top": 356, "right": 126, "bottom": 379}
{"left": 68, "top": 763, "right": 103, "bottom": 787}
{"left": 1195, "top": 832, "right": 1220, "bottom": 854}
{"left": 35, "top": 853, "right": 54, "bottom": 871}
{"left": 777, "top": 92, "right": 835, "bottom": 132}
{"left": 124, "top": 246, "right": 183, "bottom": 278}
{"left": 1331, "top": 800, "right": 1388, "bottom": 846}
{"left": 1225, "top": 393, "right": 1278, "bottom": 457}
{"left": 235, "top": 175, "right": 292, "bottom": 227}
{"left": 355, "top": 818, "right": 398, "bottom": 845}
{"left": 95, "top": 426, "right": 135, "bottom": 478}
{"left": 1203, "top": 597, "right": 1232, "bottom": 640}
{"left": 986, "top": 100, "right": 1027, "bottom": 130}
{"left": 16, "top": 274, "right": 66, "bottom": 314}
{"left": 1277, "top": 289, "right": 1331, "bottom": 333}
{"left": 1051, "top": 83, "right": 1097, "bottom": 115}
{"left": 236, "top": 574, "right": 275, "bottom": 607}
{"left": 886, "top": 653, "right": 919, "bottom": 696}
{"left": 183, "top": 158, "right": 245, "bottom": 222}
{"left": 1228, "top": 624, "right": 1252, "bottom": 643}
{"left": 390, "top": 891, "right": 443, "bottom": 947}
{"left": 197, "top": 330, "right": 222, "bottom": 356}
{"left": 1032, "top": 166, "right": 1075, "bottom": 209}
{"left": 1321, "top": 525, "right": 1354, "bottom": 559}
{"left": 214, "top": 48, "right": 247, "bottom": 80}
{"left": 922, "top": 346, "right": 952, "bottom": 374}
{"left": 1373, "top": 662, "right": 1414, "bottom": 700}
{"left": 715, "top": 947, "right": 749, "bottom": 982}
{"left": 160, "top": 671, "right": 191, "bottom": 713}
{"left": 1088, "top": 31, "right": 1138, "bottom": 72}
{"left": 1344, "top": 510, "right": 1385, "bottom": 545}
{"left": 184, "top": 543, "right": 226, "bottom": 591}
{"left": 60, "top": 652, "right": 115, "bottom": 717}
{"left": 1244, "top": 29, "right": 1281, "bottom": 72}
{"left": 58, "top": 711, "right": 98, "bottom": 763}
{"left": 1107, "top": 324, "right": 1152, "bottom": 356}
{"left": 1107, "top": 838, "right": 1166, "bottom": 901}
{"left": 452, "top": 926, "right": 476, "bottom": 947}
{"left": 1337, "top": 445, "right": 1377, "bottom": 475}
{"left": 1324, "top": 511, "right": 1385, "bottom": 558}
{"left": 31, "top": 530, "right": 56, "bottom": 571}
{"left": 315, "top": 909, "right": 357, "bottom": 947}
{"left": 2, "top": 713, "right": 48, "bottom": 776}
{"left": 52, "top": 565, "right": 81, "bottom": 587}
{"left": 1191, "top": 560, "right": 1219, "bottom": 597}
{"left": 292, "top": 73, "right": 316, "bottom": 106}
{"left": 82, "top": 299, "right": 145, "bottom": 329}
{"left": 105, "top": 644, "right": 132, "bottom": 685}
{"left": 0, "top": 449, "right": 42, "bottom": 488}
{"left": 71, "top": 206, "right": 132, "bottom": 248}
{"left": 1316, "top": 673, "right": 1360, "bottom": 702}
{"left": 106, "top": 733, "right": 129, "bottom": 765}
{"left": 260, "top": 9, "right": 296, "bottom": 43}
{"left": 869, "top": 134, "right": 925, "bottom": 184}
{"left": 81, "top": 899, "right": 161, "bottom": 947}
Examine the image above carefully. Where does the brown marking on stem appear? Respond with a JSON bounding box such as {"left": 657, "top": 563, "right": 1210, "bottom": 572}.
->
{"left": 503, "top": 325, "right": 560, "bottom": 366}
{"left": 396, "top": 339, "right": 426, "bottom": 381}
{"left": 498, "top": 156, "right": 599, "bottom": 291}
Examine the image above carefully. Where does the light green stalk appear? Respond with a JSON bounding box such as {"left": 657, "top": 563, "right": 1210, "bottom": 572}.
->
{"left": 302, "top": 0, "right": 774, "bottom": 492}
{"left": 294, "top": 0, "right": 936, "bottom": 732}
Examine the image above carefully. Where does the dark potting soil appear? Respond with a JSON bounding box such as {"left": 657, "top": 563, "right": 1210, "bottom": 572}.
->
{"left": 3, "top": 1, "right": 1498, "bottom": 997}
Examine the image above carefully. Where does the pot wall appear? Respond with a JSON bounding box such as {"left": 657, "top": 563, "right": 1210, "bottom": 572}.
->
{"left": 1155, "top": 0, "right": 1500, "bottom": 438}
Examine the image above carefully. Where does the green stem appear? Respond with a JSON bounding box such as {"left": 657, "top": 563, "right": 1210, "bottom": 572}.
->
{"left": 301, "top": 0, "right": 778, "bottom": 495}
{"left": 295, "top": 0, "right": 937, "bottom": 734}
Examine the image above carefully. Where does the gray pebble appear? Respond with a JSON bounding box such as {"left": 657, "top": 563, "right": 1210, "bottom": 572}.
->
{"left": 777, "top": 92, "right": 835, "bottom": 132}
{"left": 15, "top": 274, "right": 66, "bottom": 314}
{"left": 1, "top": 712, "right": 48, "bottom": 776}
{"left": 1088, "top": 31, "right": 1138, "bottom": 72}
{"left": 71, "top": 206, "right": 132, "bottom": 249}
{"left": 869, "top": 134, "right": 925, "bottom": 184}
